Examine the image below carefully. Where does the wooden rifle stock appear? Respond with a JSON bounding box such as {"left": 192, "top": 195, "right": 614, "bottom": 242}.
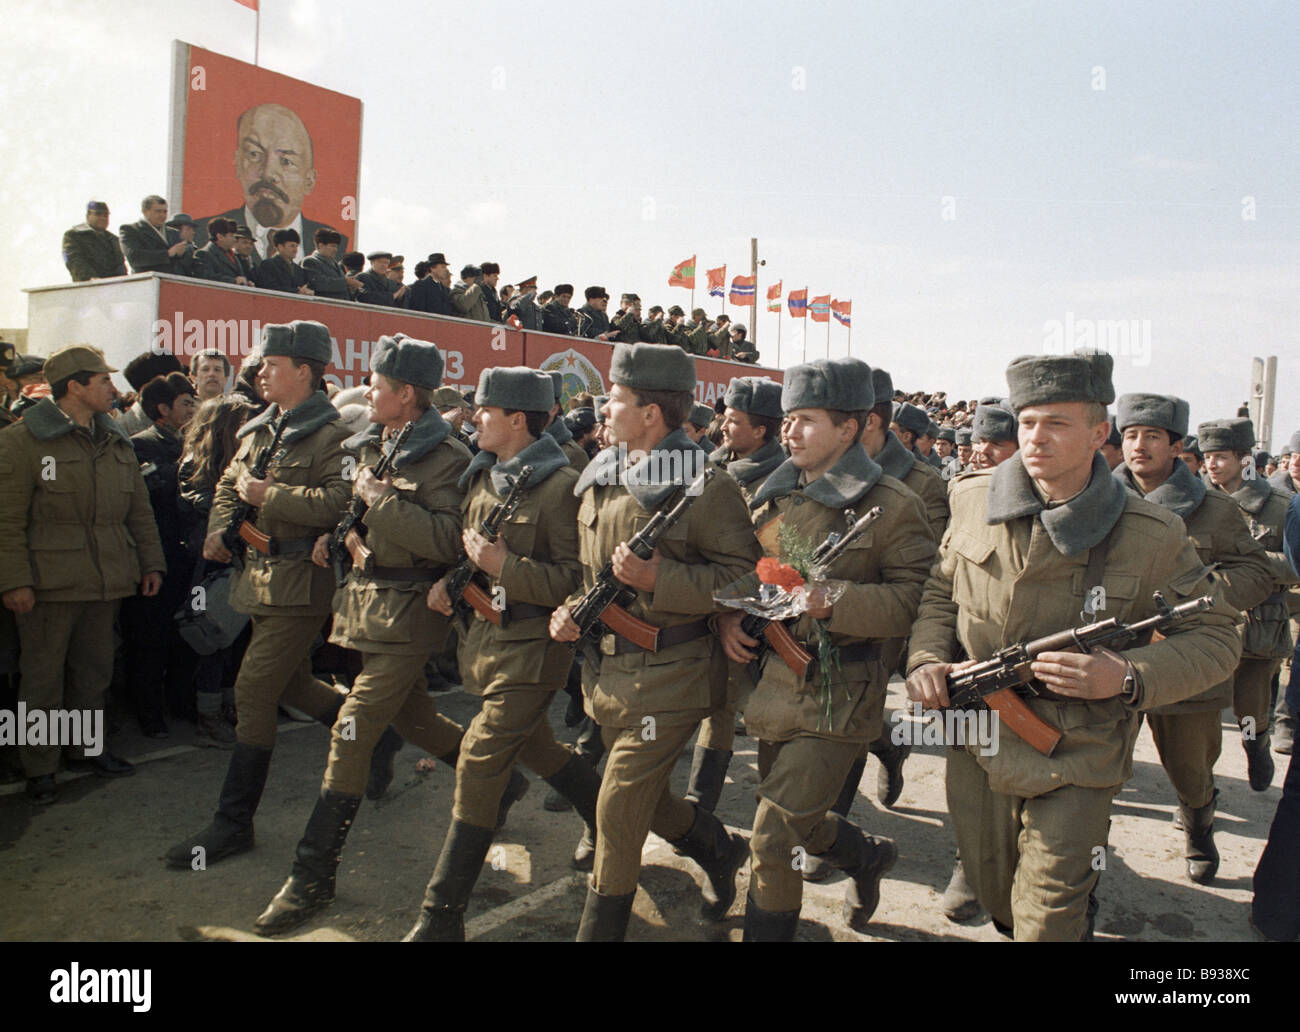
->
{"left": 982, "top": 687, "right": 1062, "bottom": 756}
{"left": 598, "top": 602, "right": 661, "bottom": 651}
{"left": 344, "top": 527, "right": 371, "bottom": 573}
{"left": 762, "top": 621, "right": 813, "bottom": 680}
{"left": 223, "top": 411, "right": 290, "bottom": 557}
{"left": 329, "top": 421, "right": 414, "bottom": 585}
{"left": 463, "top": 581, "right": 502, "bottom": 626}
{"left": 238, "top": 521, "right": 272, "bottom": 555}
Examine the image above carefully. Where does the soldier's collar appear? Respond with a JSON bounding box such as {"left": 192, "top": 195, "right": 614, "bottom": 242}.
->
{"left": 751, "top": 442, "right": 882, "bottom": 511}
{"left": 572, "top": 427, "right": 708, "bottom": 511}
{"left": 1113, "top": 458, "right": 1206, "bottom": 520}
{"left": 544, "top": 413, "right": 574, "bottom": 446}
{"left": 345, "top": 406, "right": 452, "bottom": 469}
{"left": 874, "top": 430, "right": 916, "bottom": 481}
{"left": 987, "top": 451, "right": 1128, "bottom": 557}
{"left": 1229, "top": 475, "right": 1272, "bottom": 515}
{"left": 710, "top": 437, "right": 786, "bottom": 487}
{"left": 460, "top": 430, "right": 568, "bottom": 493}
{"left": 239, "top": 390, "right": 339, "bottom": 446}
{"left": 19, "top": 397, "right": 128, "bottom": 444}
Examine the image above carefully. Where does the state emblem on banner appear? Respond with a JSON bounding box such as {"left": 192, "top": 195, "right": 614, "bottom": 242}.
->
{"left": 539, "top": 349, "right": 605, "bottom": 408}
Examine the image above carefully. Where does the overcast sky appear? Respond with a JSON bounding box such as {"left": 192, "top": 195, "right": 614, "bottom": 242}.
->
{"left": 1, "top": 0, "right": 1296, "bottom": 443}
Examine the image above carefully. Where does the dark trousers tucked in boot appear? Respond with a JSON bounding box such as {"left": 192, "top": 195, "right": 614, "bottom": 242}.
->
{"left": 1243, "top": 723, "right": 1275, "bottom": 791}
{"left": 868, "top": 735, "right": 911, "bottom": 808}
{"left": 802, "top": 756, "right": 869, "bottom": 883}
{"left": 255, "top": 789, "right": 362, "bottom": 935}
{"left": 669, "top": 803, "right": 748, "bottom": 921}
{"left": 165, "top": 743, "right": 272, "bottom": 869}
{"left": 816, "top": 816, "right": 897, "bottom": 931}
{"left": 741, "top": 894, "right": 801, "bottom": 942}
{"left": 684, "top": 744, "right": 732, "bottom": 814}
{"left": 405, "top": 820, "right": 496, "bottom": 942}
{"left": 366, "top": 728, "right": 404, "bottom": 801}
{"left": 575, "top": 883, "right": 635, "bottom": 942}
{"left": 1180, "top": 792, "right": 1220, "bottom": 885}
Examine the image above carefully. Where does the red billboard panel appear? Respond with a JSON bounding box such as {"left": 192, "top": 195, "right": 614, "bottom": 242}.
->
{"left": 169, "top": 42, "right": 362, "bottom": 256}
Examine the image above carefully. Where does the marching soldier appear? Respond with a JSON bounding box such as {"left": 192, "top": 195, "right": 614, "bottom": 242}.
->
{"left": 549, "top": 343, "right": 761, "bottom": 941}
{"left": 1113, "top": 394, "right": 1273, "bottom": 883}
{"left": 682, "top": 402, "right": 715, "bottom": 444}
{"left": 906, "top": 350, "right": 1241, "bottom": 940}
{"left": 544, "top": 371, "right": 590, "bottom": 472}
{"left": 1200, "top": 417, "right": 1299, "bottom": 787}
{"left": 685, "top": 378, "right": 787, "bottom": 814}
{"left": 253, "top": 335, "right": 527, "bottom": 934}
{"left": 166, "top": 321, "right": 358, "bottom": 869}
{"left": 406, "top": 368, "right": 603, "bottom": 941}
{"left": 716, "top": 357, "right": 936, "bottom": 940}
{"left": 0, "top": 345, "right": 165, "bottom": 804}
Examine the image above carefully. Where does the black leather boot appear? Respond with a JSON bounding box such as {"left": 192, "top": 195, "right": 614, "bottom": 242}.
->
{"left": 803, "top": 757, "right": 868, "bottom": 882}
{"left": 574, "top": 883, "right": 634, "bottom": 942}
{"left": 1180, "top": 794, "right": 1220, "bottom": 884}
{"left": 741, "top": 894, "right": 800, "bottom": 942}
{"left": 165, "top": 742, "right": 272, "bottom": 869}
{"left": 255, "top": 789, "right": 362, "bottom": 935}
{"left": 818, "top": 817, "right": 897, "bottom": 931}
{"left": 671, "top": 804, "right": 748, "bottom": 921}
{"left": 868, "top": 736, "right": 910, "bottom": 808}
{"left": 684, "top": 745, "right": 732, "bottom": 813}
{"left": 366, "top": 728, "right": 404, "bottom": 801}
{"left": 404, "top": 820, "right": 495, "bottom": 942}
{"left": 1243, "top": 726, "right": 1275, "bottom": 791}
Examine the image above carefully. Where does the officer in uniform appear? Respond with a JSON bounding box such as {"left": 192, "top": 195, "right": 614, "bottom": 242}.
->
{"left": 716, "top": 357, "right": 936, "bottom": 940}
{"left": 1113, "top": 394, "right": 1273, "bottom": 882}
{"left": 544, "top": 371, "right": 590, "bottom": 472}
{"left": 685, "top": 378, "right": 787, "bottom": 814}
{"left": 549, "top": 343, "right": 761, "bottom": 940}
{"left": 62, "top": 201, "right": 127, "bottom": 282}
{"left": 576, "top": 287, "right": 616, "bottom": 341}
{"left": 406, "top": 367, "right": 603, "bottom": 940}
{"left": 707, "top": 316, "right": 732, "bottom": 358}
{"left": 663, "top": 306, "right": 690, "bottom": 351}
{"left": 611, "top": 294, "right": 643, "bottom": 344}
{"left": 906, "top": 350, "right": 1241, "bottom": 940}
{"left": 641, "top": 306, "right": 668, "bottom": 345}
{"left": 0, "top": 345, "right": 165, "bottom": 803}
{"left": 542, "top": 285, "right": 578, "bottom": 336}
{"left": 166, "top": 321, "right": 357, "bottom": 869}
{"left": 1200, "top": 417, "right": 1299, "bottom": 786}
{"left": 685, "top": 309, "right": 711, "bottom": 356}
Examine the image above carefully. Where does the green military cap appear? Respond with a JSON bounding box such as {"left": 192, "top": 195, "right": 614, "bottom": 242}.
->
{"left": 44, "top": 344, "right": 116, "bottom": 385}
{"left": 955, "top": 427, "right": 973, "bottom": 446}
{"left": 1006, "top": 349, "right": 1115, "bottom": 410}
{"left": 432, "top": 386, "right": 469, "bottom": 410}
{"left": 477, "top": 367, "right": 555, "bottom": 413}
{"left": 667, "top": 305, "right": 685, "bottom": 317}
{"left": 688, "top": 402, "right": 714, "bottom": 429}
{"left": 972, "top": 402, "right": 1017, "bottom": 443}
{"left": 610, "top": 342, "right": 696, "bottom": 393}
{"left": 593, "top": 395, "right": 609, "bottom": 422}
{"left": 1196, "top": 417, "right": 1254, "bottom": 454}
{"left": 724, "top": 377, "right": 784, "bottom": 420}
{"left": 937, "top": 425, "right": 956, "bottom": 443}
{"left": 1115, "top": 393, "right": 1190, "bottom": 439}
{"left": 6, "top": 354, "right": 45, "bottom": 379}
{"left": 782, "top": 357, "right": 873, "bottom": 414}
{"left": 372, "top": 333, "right": 444, "bottom": 389}
{"left": 547, "top": 370, "right": 564, "bottom": 404}
{"left": 870, "top": 367, "right": 893, "bottom": 401}
{"left": 262, "top": 320, "right": 333, "bottom": 365}
{"left": 892, "top": 401, "right": 929, "bottom": 436}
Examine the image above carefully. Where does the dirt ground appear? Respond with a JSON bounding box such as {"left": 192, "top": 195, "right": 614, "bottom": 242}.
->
{"left": 0, "top": 677, "right": 1287, "bottom": 942}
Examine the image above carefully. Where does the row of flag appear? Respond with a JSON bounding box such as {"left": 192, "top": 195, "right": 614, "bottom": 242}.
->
{"left": 669, "top": 256, "right": 851, "bottom": 327}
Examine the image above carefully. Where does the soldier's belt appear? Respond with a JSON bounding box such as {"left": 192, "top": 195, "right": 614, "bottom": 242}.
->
{"left": 353, "top": 565, "right": 442, "bottom": 583}
{"left": 248, "top": 534, "right": 317, "bottom": 557}
{"left": 607, "top": 618, "right": 711, "bottom": 656}
{"left": 802, "top": 641, "right": 880, "bottom": 682}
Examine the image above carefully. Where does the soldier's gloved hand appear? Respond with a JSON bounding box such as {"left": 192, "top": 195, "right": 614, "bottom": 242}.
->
{"left": 2, "top": 587, "right": 35, "bottom": 615}
{"left": 717, "top": 611, "right": 759, "bottom": 664}
{"left": 463, "top": 527, "right": 507, "bottom": 578}
{"left": 140, "top": 572, "right": 163, "bottom": 597}
{"left": 311, "top": 533, "right": 332, "bottom": 568}
{"left": 611, "top": 543, "right": 660, "bottom": 592}
{"left": 1030, "top": 646, "right": 1127, "bottom": 699}
{"left": 203, "top": 531, "right": 233, "bottom": 563}
{"left": 427, "top": 577, "right": 454, "bottom": 616}
{"left": 550, "top": 605, "right": 581, "bottom": 642}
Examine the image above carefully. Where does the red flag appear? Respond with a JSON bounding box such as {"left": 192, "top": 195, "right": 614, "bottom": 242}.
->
{"left": 668, "top": 256, "right": 696, "bottom": 289}
{"left": 831, "top": 299, "right": 852, "bottom": 327}
{"left": 729, "top": 276, "right": 756, "bottom": 306}
{"left": 707, "top": 266, "right": 726, "bottom": 299}
{"left": 233, "top": 0, "right": 259, "bottom": 9}
{"left": 787, "top": 288, "right": 808, "bottom": 317}
{"left": 810, "top": 294, "right": 831, "bottom": 323}
{"left": 766, "top": 281, "right": 782, "bottom": 312}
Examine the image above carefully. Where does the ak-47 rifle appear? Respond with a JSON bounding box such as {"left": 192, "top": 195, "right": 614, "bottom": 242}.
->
{"left": 739, "top": 506, "right": 884, "bottom": 683}
{"left": 446, "top": 464, "right": 536, "bottom": 628}
{"left": 329, "top": 421, "right": 414, "bottom": 585}
{"left": 221, "top": 411, "right": 290, "bottom": 558}
{"left": 942, "top": 592, "right": 1215, "bottom": 757}
{"left": 569, "top": 467, "right": 716, "bottom": 662}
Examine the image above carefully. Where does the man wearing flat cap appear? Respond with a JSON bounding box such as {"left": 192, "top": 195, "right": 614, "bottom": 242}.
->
{"left": 542, "top": 285, "right": 578, "bottom": 336}
{"left": 167, "top": 321, "right": 357, "bottom": 871}
{"left": 1115, "top": 394, "right": 1272, "bottom": 884}
{"left": 715, "top": 356, "right": 936, "bottom": 941}
{"left": 0, "top": 345, "right": 165, "bottom": 803}
{"left": 1200, "top": 416, "right": 1299, "bottom": 786}
{"left": 968, "top": 401, "right": 1019, "bottom": 470}
{"left": 906, "top": 350, "right": 1241, "bottom": 941}
{"left": 452, "top": 265, "right": 491, "bottom": 324}
{"left": 549, "top": 342, "right": 762, "bottom": 940}
{"left": 254, "top": 334, "right": 516, "bottom": 935}
{"left": 407, "top": 366, "right": 601, "bottom": 940}
{"left": 63, "top": 201, "right": 127, "bottom": 282}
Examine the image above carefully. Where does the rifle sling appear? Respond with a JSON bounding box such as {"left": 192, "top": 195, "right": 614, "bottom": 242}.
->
{"left": 609, "top": 618, "right": 710, "bottom": 656}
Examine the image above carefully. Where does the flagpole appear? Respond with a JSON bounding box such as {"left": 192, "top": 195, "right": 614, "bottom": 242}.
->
{"left": 802, "top": 287, "right": 807, "bottom": 363}
{"left": 255, "top": 3, "right": 261, "bottom": 66}
{"left": 776, "top": 303, "right": 782, "bottom": 368}
{"left": 826, "top": 300, "right": 831, "bottom": 359}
